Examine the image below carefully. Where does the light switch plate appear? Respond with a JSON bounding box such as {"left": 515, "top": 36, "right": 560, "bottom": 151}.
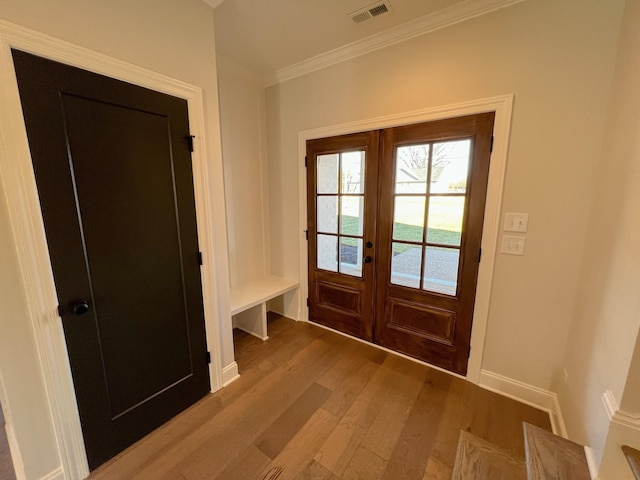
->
{"left": 504, "top": 212, "right": 529, "bottom": 232}
{"left": 501, "top": 235, "right": 526, "bottom": 255}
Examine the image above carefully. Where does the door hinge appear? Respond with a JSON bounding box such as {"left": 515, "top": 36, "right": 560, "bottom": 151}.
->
{"left": 306, "top": 298, "right": 310, "bottom": 307}
{"left": 186, "top": 135, "right": 195, "bottom": 153}
{"left": 305, "top": 156, "right": 308, "bottom": 167}
{"left": 490, "top": 136, "right": 494, "bottom": 153}
{"left": 57, "top": 305, "right": 63, "bottom": 317}
{"left": 197, "top": 251, "right": 203, "bottom": 265}
{"left": 478, "top": 247, "right": 482, "bottom": 263}
{"left": 206, "top": 351, "right": 211, "bottom": 364}
{"left": 304, "top": 230, "right": 308, "bottom": 240}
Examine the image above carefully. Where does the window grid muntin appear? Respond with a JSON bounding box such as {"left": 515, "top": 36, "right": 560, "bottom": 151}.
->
{"left": 391, "top": 138, "right": 471, "bottom": 296}
{"left": 316, "top": 151, "right": 365, "bottom": 277}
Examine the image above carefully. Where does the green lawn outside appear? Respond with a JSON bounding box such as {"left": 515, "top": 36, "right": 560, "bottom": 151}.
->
{"left": 340, "top": 216, "right": 460, "bottom": 252}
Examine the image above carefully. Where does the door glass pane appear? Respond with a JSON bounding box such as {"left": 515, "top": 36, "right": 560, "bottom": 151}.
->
{"left": 390, "top": 242, "right": 422, "bottom": 289}
{"left": 317, "top": 154, "right": 339, "bottom": 194}
{"left": 340, "top": 237, "right": 363, "bottom": 277}
{"left": 423, "top": 246, "right": 459, "bottom": 296}
{"left": 426, "top": 196, "right": 465, "bottom": 246}
{"left": 396, "top": 145, "right": 429, "bottom": 193}
{"left": 341, "top": 196, "right": 363, "bottom": 236}
{"left": 317, "top": 234, "right": 338, "bottom": 272}
{"left": 393, "top": 196, "right": 425, "bottom": 242}
{"left": 430, "top": 140, "right": 471, "bottom": 194}
{"left": 341, "top": 151, "right": 365, "bottom": 193}
{"left": 317, "top": 196, "right": 338, "bottom": 234}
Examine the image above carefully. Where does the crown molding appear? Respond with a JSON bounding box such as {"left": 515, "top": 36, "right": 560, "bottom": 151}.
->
{"left": 264, "top": 0, "right": 525, "bottom": 87}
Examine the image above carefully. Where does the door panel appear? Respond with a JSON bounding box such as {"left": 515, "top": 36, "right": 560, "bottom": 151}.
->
{"left": 12, "top": 50, "right": 210, "bottom": 469}
{"left": 307, "top": 132, "right": 379, "bottom": 340}
{"left": 307, "top": 113, "right": 494, "bottom": 376}
{"left": 375, "top": 113, "right": 495, "bottom": 375}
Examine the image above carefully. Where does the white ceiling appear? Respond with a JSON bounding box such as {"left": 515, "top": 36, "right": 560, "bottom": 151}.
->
{"left": 213, "top": 0, "right": 469, "bottom": 76}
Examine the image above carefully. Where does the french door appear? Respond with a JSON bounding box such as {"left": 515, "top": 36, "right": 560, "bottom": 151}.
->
{"left": 307, "top": 113, "right": 494, "bottom": 375}
{"left": 306, "top": 131, "right": 380, "bottom": 340}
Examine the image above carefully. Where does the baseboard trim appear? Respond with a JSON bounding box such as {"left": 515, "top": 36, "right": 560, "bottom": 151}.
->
{"left": 584, "top": 446, "right": 599, "bottom": 480}
{"left": 479, "top": 369, "right": 567, "bottom": 437}
{"left": 603, "top": 389, "right": 640, "bottom": 432}
{"left": 221, "top": 362, "right": 240, "bottom": 387}
{"left": 266, "top": 307, "right": 300, "bottom": 322}
{"left": 39, "top": 466, "right": 64, "bottom": 480}
{"left": 613, "top": 410, "right": 640, "bottom": 431}
{"left": 602, "top": 389, "right": 619, "bottom": 421}
{"left": 266, "top": 307, "right": 286, "bottom": 317}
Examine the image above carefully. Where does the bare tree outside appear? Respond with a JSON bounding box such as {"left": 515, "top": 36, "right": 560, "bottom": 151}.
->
{"left": 397, "top": 143, "right": 449, "bottom": 183}
{"left": 341, "top": 152, "right": 365, "bottom": 194}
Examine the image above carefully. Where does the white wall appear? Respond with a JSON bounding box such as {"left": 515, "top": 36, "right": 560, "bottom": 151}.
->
{"left": 621, "top": 337, "right": 640, "bottom": 414}
{"left": 217, "top": 55, "right": 271, "bottom": 286}
{"left": 0, "top": 1, "right": 232, "bottom": 478}
{"left": 560, "top": 0, "right": 640, "bottom": 476}
{"left": 265, "top": 0, "right": 624, "bottom": 391}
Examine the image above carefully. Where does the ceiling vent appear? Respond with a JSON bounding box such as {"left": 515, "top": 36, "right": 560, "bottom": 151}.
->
{"left": 349, "top": 1, "right": 393, "bottom": 24}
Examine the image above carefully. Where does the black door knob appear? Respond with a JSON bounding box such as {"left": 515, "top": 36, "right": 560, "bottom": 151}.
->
{"left": 366, "top": 241, "right": 373, "bottom": 248}
{"left": 363, "top": 256, "right": 373, "bottom": 264}
{"left": 71, "top": 300, "right": 90, "bottom": 316}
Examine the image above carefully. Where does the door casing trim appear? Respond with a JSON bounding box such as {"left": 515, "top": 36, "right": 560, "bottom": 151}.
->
{"left": 0, "top": 20, "right": 224, "bottom": 479}
{"left": 297, "top": 94, "right": 514, "bottom": 385}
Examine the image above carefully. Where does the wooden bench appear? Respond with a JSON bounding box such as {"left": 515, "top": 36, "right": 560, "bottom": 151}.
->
{"left": 230, "top": 275, "right": 299, "bottom": 340}
{"left": 524, "top": 422, "right": 591, "bottom": 480}
{"left": 623, "top": 445, "right": 640, "bottom": 479}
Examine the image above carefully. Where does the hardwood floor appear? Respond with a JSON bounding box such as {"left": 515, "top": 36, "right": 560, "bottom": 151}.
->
{"left": 88, "top": 314, "right": 551, "bottom": 480}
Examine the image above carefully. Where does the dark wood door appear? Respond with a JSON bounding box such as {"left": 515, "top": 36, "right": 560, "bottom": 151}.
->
{"left": 375, "top": 113, "right": 494, "bottom": 375}
{"left": 307, "top": 131, "right": 379, "bottom": 340}
{"left": 307, "top": 113, "right": 494, "bottom": 375}
{"left": 12, "top": 50, "right": 210, "bottom": 470}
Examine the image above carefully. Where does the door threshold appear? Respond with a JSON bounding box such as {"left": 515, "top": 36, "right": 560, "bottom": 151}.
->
{"left": 304, "top": 319, "right": 467, "bottom": 382}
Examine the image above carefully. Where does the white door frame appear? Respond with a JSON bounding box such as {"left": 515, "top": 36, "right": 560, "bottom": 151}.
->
{"left": 0, "top": 20, "right": 224, "bottom": 479}
{"left": 297, "top": 95, "right": 513, "bottom": 384}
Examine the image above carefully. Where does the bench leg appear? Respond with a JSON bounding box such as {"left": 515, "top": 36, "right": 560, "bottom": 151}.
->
{"left": 232, "top": 303, "right": 268, "bottom": 341}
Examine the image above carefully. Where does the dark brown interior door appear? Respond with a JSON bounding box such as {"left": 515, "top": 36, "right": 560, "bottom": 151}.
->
{"left": 375, "top": 113, "right": 495, "bottom": 375}
{"left": 12, "top": 50, "right": 210, "bottom": 470}
{"left": 307, "top": 113, "right": 494, "bottom": 376}
{"left": 307, "top": 131, "right": 379, "bottom": 340}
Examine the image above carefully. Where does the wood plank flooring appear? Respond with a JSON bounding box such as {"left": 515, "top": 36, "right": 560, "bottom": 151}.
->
{"left": 88, "top": 314, "right": 551, "bottom": 480}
